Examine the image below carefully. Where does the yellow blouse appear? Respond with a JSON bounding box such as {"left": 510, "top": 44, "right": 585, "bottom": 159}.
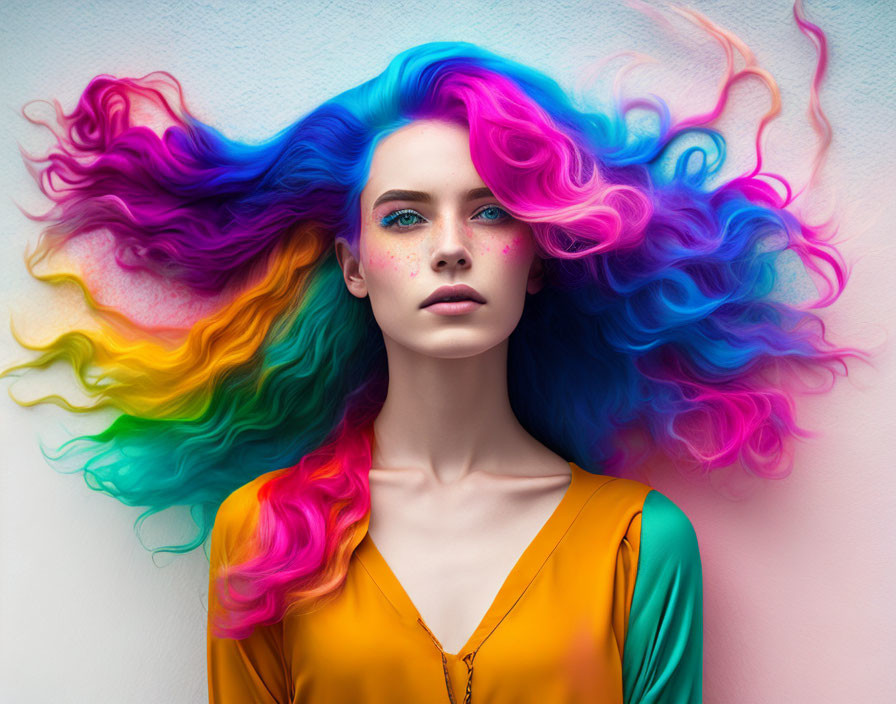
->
{"left": 207, "top": 462, "right": 701, "bottom": 703}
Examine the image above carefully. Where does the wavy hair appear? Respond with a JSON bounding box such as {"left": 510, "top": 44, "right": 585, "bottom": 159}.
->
{"left": 2, "top": 2, "right": 866, "bottom": 638}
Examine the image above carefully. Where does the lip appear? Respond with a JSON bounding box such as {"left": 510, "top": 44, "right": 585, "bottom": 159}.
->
{"left": 424, "top": 300, "right": 484, "bottom": 316}
{"left": 420, "top": 284, "right": 486, "bottom": 309}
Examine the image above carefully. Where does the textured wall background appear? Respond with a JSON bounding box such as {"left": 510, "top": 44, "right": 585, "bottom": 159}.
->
{"left": 1, "top": 1, "right": 893, "bottom": 702}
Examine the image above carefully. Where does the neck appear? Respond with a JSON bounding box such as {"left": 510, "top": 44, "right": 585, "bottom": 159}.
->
{"left": 371, "top": 335, "right": 541, "bottom": 484}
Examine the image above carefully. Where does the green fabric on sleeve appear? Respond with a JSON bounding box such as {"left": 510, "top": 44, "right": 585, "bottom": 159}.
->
{"left": 622, "top": 489, "right": 704, "bottom": 703}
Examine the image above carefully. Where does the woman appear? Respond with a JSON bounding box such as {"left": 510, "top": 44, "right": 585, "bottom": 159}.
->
{"left": 205, "top": 110, "right": 706, "bottom": 703}
{"left": 3, "top": 4, "right": 860, "bottom": 703}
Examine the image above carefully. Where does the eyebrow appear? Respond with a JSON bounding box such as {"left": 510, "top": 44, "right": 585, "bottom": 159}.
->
{"left": 372, "top": 187, "right": 495, "bottom": 210}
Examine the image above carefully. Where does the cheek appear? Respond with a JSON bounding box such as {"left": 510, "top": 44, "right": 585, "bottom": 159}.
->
{"left": 476, "top": 227, "right": 536, "bottom": 270}
{"left": 500, "top": 233, "right": 534, "bottom": 264}
{"left": 362, "top": 232, "right": 422, "bottom": 280}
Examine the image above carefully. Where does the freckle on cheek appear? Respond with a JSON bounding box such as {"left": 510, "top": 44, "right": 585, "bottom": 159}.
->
{"left": 502, "top": 235, "right": 528, "bottom": 260}
{"left": 367, "top": 248, "right": 405, "bottom": 272}
{"left": 366, "top": 252, "right": 387, "bottom": 269}
{"left": 407, "top": 252, "right": 420, "bottom": 277}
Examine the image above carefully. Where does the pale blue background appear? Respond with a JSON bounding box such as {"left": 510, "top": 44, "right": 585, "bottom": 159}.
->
{"left": 1, "top": 1, "right": 894, "bottom": 702}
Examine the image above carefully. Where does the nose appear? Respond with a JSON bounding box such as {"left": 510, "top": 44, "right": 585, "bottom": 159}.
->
{"left": 429, "top": 213, "right": 472, "bottom": 271}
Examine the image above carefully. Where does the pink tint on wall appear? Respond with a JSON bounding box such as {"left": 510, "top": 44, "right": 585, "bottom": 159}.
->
{"left": 60, "top": 229, "right": 231, "bottom": 331}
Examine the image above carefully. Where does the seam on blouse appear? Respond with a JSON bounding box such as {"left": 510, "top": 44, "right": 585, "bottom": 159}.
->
{"left": 617, "top": 509, "right": 643, "bottom": 661}
{"left": 355, "top": 552, "right": 408, "bottom": 621}
{"left": 619, "top": 488, "right": 654, "bottom": 666}
{"left": 631, "top": 489, "right": 653, "bottom": 587}
{"left": 279, "top": 617, "right": 293, "bottom": 704}
{"left": 470, "top": 477, "right": 620, "bottom": 656}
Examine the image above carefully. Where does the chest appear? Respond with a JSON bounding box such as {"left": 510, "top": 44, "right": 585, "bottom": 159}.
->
{"left": 365, "top": 469, "right": 571, "bottom": 655}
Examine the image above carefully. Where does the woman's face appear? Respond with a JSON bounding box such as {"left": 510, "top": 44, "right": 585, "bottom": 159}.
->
{"left": 336, "top": 119, "right": 544, "bottom": 359}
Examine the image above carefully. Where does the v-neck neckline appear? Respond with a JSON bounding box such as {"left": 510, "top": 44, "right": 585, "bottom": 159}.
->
{"left": 353, "top": 461, "right": 611, "bottom": 659}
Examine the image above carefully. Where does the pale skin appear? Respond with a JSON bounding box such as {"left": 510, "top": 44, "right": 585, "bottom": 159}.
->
{"left": 334, "top": 119, "right": 574, "bottom": 655}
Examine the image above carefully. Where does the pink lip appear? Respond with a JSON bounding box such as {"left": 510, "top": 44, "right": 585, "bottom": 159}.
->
{"left": 420, "top": 283, "right": 486, "bottom": 308}
{"left": 423, "top": 300, "right": 484, "bottom": 316}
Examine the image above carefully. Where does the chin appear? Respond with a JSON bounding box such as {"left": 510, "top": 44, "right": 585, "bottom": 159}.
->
{"left": 391, "top": 330, "right": 508, "bottom": 360}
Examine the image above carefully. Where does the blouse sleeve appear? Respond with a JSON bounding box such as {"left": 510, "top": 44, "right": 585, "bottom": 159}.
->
{"left": 622, "top": 489, "right": 704, "bottom": 704}
{"left": 207, "top": 484, "right": 292, "bottom": 704}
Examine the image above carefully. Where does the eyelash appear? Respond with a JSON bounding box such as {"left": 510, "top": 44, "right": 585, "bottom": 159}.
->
{"left": 379, "top": 205, "right": 511, "bottom": 230}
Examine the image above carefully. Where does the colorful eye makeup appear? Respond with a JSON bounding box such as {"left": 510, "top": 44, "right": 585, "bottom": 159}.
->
{"left": 379, "top": 209, "right": 426, "bottom": 229}
{"left": 378, "top": 205, "right": 511, "bottom": 230}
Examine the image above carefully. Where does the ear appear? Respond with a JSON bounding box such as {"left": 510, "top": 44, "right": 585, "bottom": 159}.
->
{"left": 334, "top": 237, "right": 369, "bottom": 299}
{"left": 526, "top": 256, "right": 545, "bottom": 295}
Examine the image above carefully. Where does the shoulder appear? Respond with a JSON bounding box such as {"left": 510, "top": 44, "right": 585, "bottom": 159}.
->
{"left": 579, "top": 472, "right": 654, "bottom": 520}
{"left": 215, "top": 469, "right": 281, "bottom": 525}
{"left": 573, "top": 472, "right": 653, "bottom": 545}
{"left": 640, "top": 489, "right": 699, "bottom": 547}
{"left": 210, "top": 469, "right": 287, "bottom": 559}
{"left": 588, "top": 474, "right": 698, "bottom": 539}
{"left": 637, "top": 489, "right": 702, "bottom": 575}
{"left": 577, "top": 473, "right": 700, "bottom": 560}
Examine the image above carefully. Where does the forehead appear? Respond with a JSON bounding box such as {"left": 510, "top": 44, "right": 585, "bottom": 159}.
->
{"left": 362, "top": 119, "right": 485, "bottom": 201}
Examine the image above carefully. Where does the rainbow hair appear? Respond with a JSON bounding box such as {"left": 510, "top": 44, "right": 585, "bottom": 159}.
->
{"left": 2, "top": 2, "right": 866, "bottom": 638}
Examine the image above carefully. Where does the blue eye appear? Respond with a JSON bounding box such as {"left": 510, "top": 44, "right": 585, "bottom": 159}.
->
{"left": 475, "top": 206, "right": 510, "bottom": 222}
{"left": 379, "top": 205, "right": 510, "bottom": 230}
{"left": 380, "top": 209, "right": 426, "bottom": 229}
